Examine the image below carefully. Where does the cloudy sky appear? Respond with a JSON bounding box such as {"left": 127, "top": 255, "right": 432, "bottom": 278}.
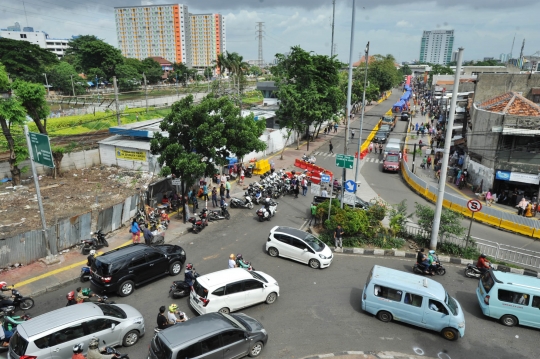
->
{"left": 2, "top": 0, "right": 539, "bottom": 64}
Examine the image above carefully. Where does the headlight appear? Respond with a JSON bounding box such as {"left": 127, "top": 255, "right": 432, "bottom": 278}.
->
{"left": 319, "top": 254, "right": 328, "bottom": 259}
{"left": 274, "top": 282, "right": 279, "bottom": 286}
{"left": 134, "top": 316, "right": 144, "bottom": 324}
{"left": 458, "top": 322, "right": 465, "bottom": 328}
{"left": 180, "top": 249, "right": 186, "bottom": 255}
{"left": 261, "top": 328, "right": 267, "bottom": 335}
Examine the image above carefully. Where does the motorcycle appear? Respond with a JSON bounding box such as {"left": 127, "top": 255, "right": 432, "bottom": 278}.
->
{"left": 230, "top": 195, "right": 254, "bottom": 209}
{"left": 302, "top": 154, "right": 316, "bottom": 164}
{"left": 169, "top": 271, "right": 200, "bottom": 298}
{"left": 0, "top": 286, "right": 34, "bottom": 312}
{"left": 413, "top": 261, "right": 446, "bottom": 276}
{"left": 80, "top": 251, "right": 97, "bottom": 282}
{"left": 100, "top": 346, "right": 130, "bottom": 359}
{"left": 81, "top": 230, "right": 109, "bottom": 255}
{"left": 256, "top": 201, "right": 278, "bottom": 222}
{"left": 465, "top": 263, "right": 492, "bottom": 279}
{"left": 148, "top": 230, "right": 165, "bottom": 245}
{"left": 188, "top": 209, "right": 209, "bottom": 234}
{"left": 78, "top": 288, "right": 116, "bottom": 305}
{"left": 208, "top": 204, "right": 230, "bottom": 221}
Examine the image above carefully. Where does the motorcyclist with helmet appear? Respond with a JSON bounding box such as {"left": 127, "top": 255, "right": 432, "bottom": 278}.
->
{"left": 167, "top": 304, "right": 187, "bottom": 324}
{"left": 476, "top": 253, "right": 491, "bottom": 274}
{"left": 76, "top": 287, "right": 95, "bottom": 303}
{"left": 72, "top": 343, "right": 86, "bottom": 359}
{"left": 87, "top": 337, "right": 116, "bottom": 359}
{"left": 184, "top": 263, "right": 196, "bottom": 288}
{"left": 0, "top": 282, "right": 14, "bottom": 308}
{"left": 66, "top": 291, "right": 77, "bottom": 306}
{"left": 235, "top": 254, "right": 250, "bottom": 269}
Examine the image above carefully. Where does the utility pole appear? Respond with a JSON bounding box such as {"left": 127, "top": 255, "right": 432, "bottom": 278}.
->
{"left": 341, "top": 0, "right": 356, "bottom": 209}
{"left": 518, "top": 39, "right": 526, "bottom": 69}
{"left": 142, "top": 72, "right": 148, "bottom": 113}
{"left": 42, "top": 73, "right": 50, "bottom": 97}
{"left": 70, "top": 74, "right": 76, "bottom": 97}
{"left": 430, "top": 47, "right": 464, "bottom": 250}
{"left": 354, "top": 41, "right": 369, "bottom": 193}
{"left": 330, "top": 0, "right": 336, "bottom": 57}
{"left": 113, "top": 76, "right": 121, "bottom": 125}
{"left": 255, "top": 22, "right": 265, "bottom": 67}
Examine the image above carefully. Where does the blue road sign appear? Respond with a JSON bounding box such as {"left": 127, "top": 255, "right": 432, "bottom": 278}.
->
{"left": 321, "top": 174, "right": 331, "bottom": 183}
{"left": 344, "top": 180, "right": 357, "bottom": 193}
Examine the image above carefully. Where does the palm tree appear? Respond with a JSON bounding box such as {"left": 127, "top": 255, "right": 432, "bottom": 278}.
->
{"left": 213, "top": 53, "right": 228, "bottom": 77}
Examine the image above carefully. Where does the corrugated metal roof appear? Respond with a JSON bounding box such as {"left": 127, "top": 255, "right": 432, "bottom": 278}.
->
{"left": 98, "top": 135, "right": 151, "bottom": 150}
{"left": 108, "top": 119, "right": 167, "bottom": 138}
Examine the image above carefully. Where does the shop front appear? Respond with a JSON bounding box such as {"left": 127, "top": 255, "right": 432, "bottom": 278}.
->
{"left": 493, "top": 170, "right": 540, "bottom": 206}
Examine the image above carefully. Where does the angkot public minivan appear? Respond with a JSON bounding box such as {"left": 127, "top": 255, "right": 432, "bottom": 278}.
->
{"left": 361, "top": 265, "right": 465, "bottom": 341}
{"left": 476, "top": 269, "right": 540, "bottom": 328}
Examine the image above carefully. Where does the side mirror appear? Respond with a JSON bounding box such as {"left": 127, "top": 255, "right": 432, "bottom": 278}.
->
{"left": 111, "top": 323, "right": 116, "bottom": 330}
{"left": 303, "top": 248, "right": 308, "bottom": 252}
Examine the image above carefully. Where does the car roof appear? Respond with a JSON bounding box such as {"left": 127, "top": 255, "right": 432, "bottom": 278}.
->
{"left": 491, "top": 270, "right": 540, "bottom": 291}
{"left": 18, "top": 303, "right": 104, "bottom": 337}
{"left": 271, "top": 226, "right": 310, "bottom": 240}
{"left": 387, "top": 138, "right": 401, "bottom": 144}
{"left": 197, "top": 268, "right": 253, "bottom": 289}
{"left": 161, "top": 313, "right": 235, "bottom": 348}
{"left": 97, "top": 243, "right": 150, "bottom": 263}
{"left": 370, "top": 265, "right": 446, "bottom": 299}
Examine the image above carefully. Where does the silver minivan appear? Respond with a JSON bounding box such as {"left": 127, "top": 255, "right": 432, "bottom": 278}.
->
{"left": 8, "top": 303, "right": 145, "bottom": 359}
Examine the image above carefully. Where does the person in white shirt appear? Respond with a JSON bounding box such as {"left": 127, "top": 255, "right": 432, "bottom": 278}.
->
{"left": 228, "top": 254, "right": 237, "bottom": 268}
{"left": 321, "top": 188, "right": 328, "bottom": 197}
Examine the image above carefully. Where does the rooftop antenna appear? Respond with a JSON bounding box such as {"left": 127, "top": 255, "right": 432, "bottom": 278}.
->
{"left": 22, "top": 1, "right": 29, "bottom": 27}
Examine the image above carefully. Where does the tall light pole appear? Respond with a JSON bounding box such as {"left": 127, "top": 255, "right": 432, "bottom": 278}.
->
{"left": 429, "top": 47, "right": 464, "bottom": 250}
{"left": 330, "top": 0, "right": 336, "bottom": 57}
{"left": 354, "top": 41, "right": 369, "bottom": 197}
{"left": 341, "top": 0, "right": 356, "bottom": 209}
{"left": 70, "top": 74, "right": 76, "bottom": 97}
{"left": 42, "top": 73, "right": 50, "bottom": 97}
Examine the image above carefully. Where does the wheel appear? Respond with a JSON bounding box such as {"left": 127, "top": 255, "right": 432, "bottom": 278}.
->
{"left": 248, "top": 203, "right": 254, "bottom": 209}
{"left": 103, "top": 239, "right": 109, "bottom": 247}
{"left": 193, "top": 228, "right": 199, "bottom": 234}
{"left": 309, "top": 259, "right": 321, "bottom": 269}
{"left": 81, "top": 247, "right": 90, "bottom": 255}
{"left": 169, "top": 261, "right": 182, "bottom": 276}
{"left": 268, "top": 247, "right": 279, "bottom": 257}
{"left": 19, "top": 297, "right": 34, "bottom": 310}
{"left": 230, "top": 202, "right": 237, "bottom": 208}
{"left": 437, "top": 267, "right": 446, "bottom": 275}
{"left": 117, "top": 280, "right": 135, "bottom": 297}
{"left": 258, "top": 216, "right": 263, "bottom": 222}
{"left": 248, "top": 341, "right": 264, "bottom": 357}
{"left": 377, "top": 310, "right": 392, "bottom": 322}
{"left": 441, "top": 327, "right": 459, "bottom": 341}
{"left": 218, "top": 307, "right": 230, "bottom": 314}
{"left": 500, "top": 314, "right": 518, "bottom": 327}
{"left": 225, "top": 212, "right": 230, "bottom": 220}
{"left": 122, "top": 330, "right": 140, "bottom": 346}
{"left": 173, "top": 290, "right": 188, "bottom": 298}
{"left": 265, "top": 292, "right": 277, "bottom": 304}
{"left": 464, "top": 268, "right": 475, "bottom": 278}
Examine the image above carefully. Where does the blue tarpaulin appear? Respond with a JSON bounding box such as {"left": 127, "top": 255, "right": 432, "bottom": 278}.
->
{"left": 404, "top": 85, "right": 411, "bottom": 91}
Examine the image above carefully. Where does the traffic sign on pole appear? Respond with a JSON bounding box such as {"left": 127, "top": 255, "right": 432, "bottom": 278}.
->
{"left": 321, "top": 174, "right": 331, "bottom": 183}
{"left": 344, "top": 180, "right": 357, "bottom": 193}
{"left": 336, "top": 154, "right": 354, "bottom": 169}
{"left": 467, "top": 199, "right": 482, "bottom": 212}
{"left": 28, "top": 131, "right": 54, "bottom": 168}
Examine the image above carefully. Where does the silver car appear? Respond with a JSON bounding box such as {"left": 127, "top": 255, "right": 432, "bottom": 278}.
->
{"left": 8, "top": 303, "right": 144, "bottom": 359}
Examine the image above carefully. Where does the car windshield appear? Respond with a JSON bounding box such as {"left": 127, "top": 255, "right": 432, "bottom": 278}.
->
{"left": 99, "top": 304, "right": 127, "bottom": 319}
{"left": 380, "top": 125, "right": 390, "bottom": 131}
{"left": 304, "top": 234, "right": 325, "bottom": 252}
{"left": 376, "top": 131, "right": 386, "bottom": 136}
{"left": 445, "top": 292, "right": 459, "bottom": 316}
{"left": 249, "top": 271, "right": 268, "bottom": 283}
{"left": 386, "top": 155, "right": 399, "bottom": 162}
{"left": 221, "top": 313, "right": 248, "bottom": 331}
{"left": 151, "top": 335, "right": 172, "bottom": 359}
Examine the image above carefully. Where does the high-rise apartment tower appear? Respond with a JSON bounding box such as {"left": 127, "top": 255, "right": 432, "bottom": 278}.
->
{"left": 419, "top": 30, "right": 454, "bottom": 65}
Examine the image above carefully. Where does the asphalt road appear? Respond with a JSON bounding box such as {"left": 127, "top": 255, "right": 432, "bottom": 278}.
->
{"left": 16, "top": 186, "right": 537, "bottom": 359}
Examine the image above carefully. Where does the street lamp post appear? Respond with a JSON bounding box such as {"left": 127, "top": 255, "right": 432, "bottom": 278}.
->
{"left": 70, "top": 74, "right": 76, "bottom": 97}
{"left": 42, "top": 73, "right": 50, "bottom": 97}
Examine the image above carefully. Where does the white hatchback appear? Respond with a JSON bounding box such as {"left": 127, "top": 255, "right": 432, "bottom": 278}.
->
{"left": 189, "top": 268, "right": 279, "bottom": 315}
{"left": 266, "top": 226, "right": 333, "bottom": 269}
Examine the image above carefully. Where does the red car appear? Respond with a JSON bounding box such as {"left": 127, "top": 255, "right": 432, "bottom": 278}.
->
{"left": 383, "top": 152, "right": 400, "bottom": 172}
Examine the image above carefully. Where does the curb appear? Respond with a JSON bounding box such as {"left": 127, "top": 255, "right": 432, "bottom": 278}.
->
{"left": 302, "top": 351, "right": 435, "bottom": 359}
{"left": 332, "top": 247, "right": 540, "bottom": 278}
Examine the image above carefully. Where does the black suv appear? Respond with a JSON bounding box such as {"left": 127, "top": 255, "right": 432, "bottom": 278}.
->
{"left": 90, "top": 243, "right": 186, "bottom": 297}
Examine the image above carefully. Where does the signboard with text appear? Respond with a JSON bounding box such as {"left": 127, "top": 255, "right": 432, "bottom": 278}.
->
{"left": 116, "top": 148, "right": 147, "bottom": 162}
{"left": 28, "top": 132, "right": 54, "bottom": 168}
{"left": 336, "top": 154, "right": 354, "bottom": 169}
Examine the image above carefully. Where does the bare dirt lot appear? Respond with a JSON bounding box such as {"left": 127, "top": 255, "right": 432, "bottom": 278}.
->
{"left": 0, "top": 165, "right": 154, "bottom": 238}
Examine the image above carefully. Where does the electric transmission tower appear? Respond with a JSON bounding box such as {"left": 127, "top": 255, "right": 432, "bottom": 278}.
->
{"left": 255, "top": 22, "right": 265, "bottom": 67}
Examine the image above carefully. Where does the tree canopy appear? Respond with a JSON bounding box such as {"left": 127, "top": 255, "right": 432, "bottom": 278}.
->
{"left": 11, "top": 80, "right": 50, "bottom": 133}
{"left": 115, "top": 64, "right": 141, "bottom": 91}
{"left": 65, "top": 35, "right": 123, "bottom": 79}
{"left": 47, "top": 62, "right": 86, "bottom": 96}
{"left": 141, "top": 58, "right": 163, "bottom": 84}
{"left": 0, "top": 38, "right": 58, "bottom": 83}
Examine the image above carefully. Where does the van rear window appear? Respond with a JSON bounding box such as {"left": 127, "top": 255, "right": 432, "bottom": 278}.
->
{"left": 481, "top": 272, "right": 494, "bottom": 293}
{"left": 151, "top": 335, "right": 172, "bottom": 359}
{"left": 9, "top": 331, "right": 28, "bottom": 356}
{"left": 193, "top": 280, "right": 208, "bottom": 298}
{"left": 93, "top": 259, "right": 111, "bottom": 276}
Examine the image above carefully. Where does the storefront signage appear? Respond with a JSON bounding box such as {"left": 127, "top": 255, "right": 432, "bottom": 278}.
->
{"left": 495, "top": 170, "right": 539, "bottom": 185}
{"left": 115, "top": 148, "right": 147, "bottom": 162}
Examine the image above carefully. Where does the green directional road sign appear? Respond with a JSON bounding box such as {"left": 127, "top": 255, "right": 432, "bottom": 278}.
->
{"left": 28, "top": 131, "right": 54, "bottom": 168}
{"left": 335, "top": 154, "right": 354, "bottom": 169}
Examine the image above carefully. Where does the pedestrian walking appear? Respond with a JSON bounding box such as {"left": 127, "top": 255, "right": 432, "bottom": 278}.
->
{"left": 329, "top": 141, "right": 334, "bottom": 154}
{"left": 378, "top": 143, "right": 383, "bottom": 154}
{"left": 219, "top": 183, "right": 225, "bottom": 203}
{"left": 301, "top": 177, "right": 308, "bottom": 196}
{"left": 202, "top": 182, "right": 209, "bottom": 202}
{"left": 309, "top": 203, "right": 317, "bottom": 226}
{"left": 334, "top": 224, "right": 344, "bottom": 249}
{"left": 427, "top": 156, "right": 432, "bottom": 169}
{"left": 239, "top": 168, "right": 245, "bottom": 184}
{"left": 323, "top": 127, "right": 327, "bottom": 135}
{"left": 368, "top": 142, "right": 373, "bottom": 153}
{"left": 351, "top": 130, "right": 355, "bottom": 139}
{"left": 211, "top": 187, "right": 218, "bottom": 207}
{"left": 225, "top": 180, "right": 231, "bottom": 198}
{"left": 334, "top": 123, "right": 338, "bottom": 133}
{"left": 131, "top": 218, "right": 141, "bottom": 243}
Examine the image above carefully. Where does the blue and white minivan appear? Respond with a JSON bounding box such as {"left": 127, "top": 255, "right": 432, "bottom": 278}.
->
{"left": 476, "top": 269, "right": 540, "bottom": 328}
{"left": 362, "top": 265, "right": 465, "bottom": 341}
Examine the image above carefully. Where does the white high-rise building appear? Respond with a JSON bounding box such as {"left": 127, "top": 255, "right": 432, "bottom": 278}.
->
{"left": 189, "top": 13, "right": 226, "bottom": 71}
{"left": 0, "top": 22, "right": 71, "bottom": 59}
{"left": 419, "top": 30, "right": 455, "bottom": 65}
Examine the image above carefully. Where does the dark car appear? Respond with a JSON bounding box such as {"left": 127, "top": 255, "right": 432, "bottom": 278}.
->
{"left": 401, "top": 111, "right": 410, "bottom": 121}
{"left": 379, "top": 124, "right": 392, "bottom": 135}
{"left": 373, "top": 130, "right": 388, "bottom": 143}
{"left": 382, "top": 152, "right": 401, "bottom": 172}
{"left": 90, "top": 243, "right": 186, "bottom": 297}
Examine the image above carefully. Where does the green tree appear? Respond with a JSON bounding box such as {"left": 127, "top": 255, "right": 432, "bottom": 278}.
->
{"left": 150, "top": 94, "right": 266, "bottom": 220}
{"left": 399, "top": 63, "right": 412, "bottom": 76}
{"left": 47, "top": 62, "right": 86, "bottom": 96}
{"left": 0, "top": 63, "right": 28, "bottom": 185}
{"left": 428, "top": 64, "right": 454, "bottom": 84}
{"left": 124, "top": 58, "right": 144, "bottom": 73}
{"left": 366, "top": 54, "right": 401, "bottom": 92}
{"left": 0, "top": 38, "right": 58, "bottom": 82}
{"left": 249, "top": 65, "right": 262, "bottom": 77}
{"left": 115, "top": 64, "right": 141, "bottom": 91}
{"left": 11, "top": 80, "right": 50, "bottom": 133}
{"left": 141, "top": 58, "right": 163, "bottom": 84}
{"left": 86, "top": 67, "right": 106, "bottom": 86}
{"left": 203, "top": 67, "right": 213, "bottom": 80}
{"left": 65, "top": 35, "right": 123, "bottom": 78}
{"left": 414, "top": 203, "right": 465, "bottom": 243}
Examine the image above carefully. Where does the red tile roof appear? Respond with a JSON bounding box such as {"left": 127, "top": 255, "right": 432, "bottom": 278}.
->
{"left": 149, "top": 56, "right": 172, "bottom": 66}
{"left": 478, "top": 92, "right": 540, "bottom": 117}
{"left": 353, "top": 55, "right": 376, "bottom": 67}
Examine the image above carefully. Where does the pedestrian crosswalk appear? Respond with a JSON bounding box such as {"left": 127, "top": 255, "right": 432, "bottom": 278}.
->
{"left": 313, "top": 151, "right": 337, "bottom": 157}
{"left": 311, "top": 151, "right": 383, "bottom": 163}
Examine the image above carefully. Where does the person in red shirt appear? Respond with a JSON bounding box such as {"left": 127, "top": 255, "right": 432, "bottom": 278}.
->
{"left": 476, "top": 253, "right": 491, "bottom": 274}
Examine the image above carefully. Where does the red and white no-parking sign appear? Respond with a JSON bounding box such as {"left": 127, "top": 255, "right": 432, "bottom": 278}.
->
{"left": 467, "top": 199, "right": 482, "bottom": 212}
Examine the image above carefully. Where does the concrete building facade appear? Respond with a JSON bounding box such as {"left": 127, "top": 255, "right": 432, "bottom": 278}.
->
{"left": 419, "top": 30, "right": 454, "bottom": 65}
{"left": 189, "top": 13, "right": 225, "bottom": 70}
{"left": 0, "top": 22, "right": 70, "bottom": 59}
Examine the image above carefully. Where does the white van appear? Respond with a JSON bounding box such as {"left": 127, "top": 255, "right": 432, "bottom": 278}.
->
{"left": 384, "top": 138, "right": 401, "bottom": 156}
{"left": 362, "top": 265, "right": 465, "bottom": 341}
{"left": 190, "top": 268, "right": 280, "bottom": 315}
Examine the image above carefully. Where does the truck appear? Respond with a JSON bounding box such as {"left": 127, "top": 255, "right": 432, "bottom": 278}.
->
{"left": 381, "top": 115, "right": 396, "bottom": 131}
